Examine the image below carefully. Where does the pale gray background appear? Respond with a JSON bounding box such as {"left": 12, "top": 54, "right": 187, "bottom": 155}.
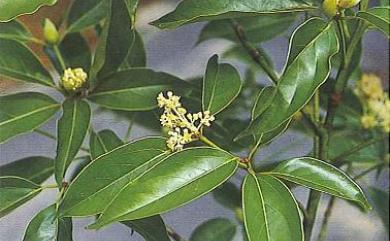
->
{"left": 0, "top": 1, "right": 389, "bottom": 240}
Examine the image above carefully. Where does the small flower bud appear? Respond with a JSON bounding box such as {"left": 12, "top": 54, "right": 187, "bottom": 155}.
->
{"left": 323, "top": 0, "right": 339, "bottom": 17}
{"left": 61, "top": 68, "right": 88, "bottom": 92}
{"left": 43, "top": 18, "right": 60, "bottom": 45}
{"left": 338, "top": 0, "right": 361, "bottom": 8}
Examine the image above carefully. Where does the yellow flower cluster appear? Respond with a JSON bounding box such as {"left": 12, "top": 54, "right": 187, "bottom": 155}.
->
{"left": 322, "top": 0, "right": 361, "bottom": 17}
{"left": 355, "top": 74, "right": 390, "bottom": 132}
{"left": 61, "top": 68, "right": 88, "bottom": 91}
{"left": 157, "top": 91, "right": 215, "bottom": 151}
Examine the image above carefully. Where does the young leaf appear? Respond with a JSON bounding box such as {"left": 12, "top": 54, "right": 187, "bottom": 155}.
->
{"left": 89, "top": 129, "right": 123, "bottom": 159}
{"left": 242, "top": 174, "right": 303, "bottom": 241}
{"left": 0, "top": 20, "right": 32, "bottom": 42}
{"left": 198, "top": 14, "right": 296, "bottom": 44}
{"left": 202, "top": 55, "right": 242, "bottom": 115}
{"left": 357, "top": 7, "right": 390, "bottom": 38}
{"left": 122, "top": 215, "right": 170, "bottom": 241}
{"left": 88, "top": 68, "right": 189, "bottom": 111}
{"left": 0, "top": 156, "right": 54, "bottom": 184}
{"left": 0, "top": 0, "right": 57, "bottom": 22}
{"left": 89, "top": 147, "right": 238, "bottom": 228}
{"left": 150, "top": 0, "right": 314, "bottom": 29}
{"left": 59, "top": 138, "right": 168, "bottom": 217}
{"left": 66, "top": 0, "right": 109, "bottom": 33}
{"left": 55, "top": 99, "right": 91, "bottom": 186}
{"left": 0, "top": 92, "right": 60, "bottom": 143}
{"left": 89, "top": 0, "right": 133, "bottom": 87}
{"left": 23, "top": 205, "right": 73, "bottom": 241}
{"left": 0, "top": 39, "right": 54, "bottom": 87}
{"left": 240, "top": 18, "right": 339, "bottom": 138}
{"left": 190, "top": 218, "right": 236, "bottom": 241}
{"left": 266, "top": 157, "right": 371, "bottom": 210}
{"left": 368, "top": 187, "right": 389, "bottom": 231}
{"left": 0, "top": 176, "right": 41, "bottom": 218}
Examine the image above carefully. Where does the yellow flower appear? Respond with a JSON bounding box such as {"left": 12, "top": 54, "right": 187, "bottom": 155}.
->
{"left": 323, "top": 0, "right": 339, "bottom": 17}
{"left": 338, "top": 0, "right": 361, "bottom": 8}
{"left": 356, "top": 74, "right": 384, "bottom": 99}
{"left": 361, "top": 115, "right": 377, "bottom": 129}
{"left": 61, "top": 68, "right": 87, "bottom": 91}
{"left": 157, "top": 91, "right": 215, "bottom": 151}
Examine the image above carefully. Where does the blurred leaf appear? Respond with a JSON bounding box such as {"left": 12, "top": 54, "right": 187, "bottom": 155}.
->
{"left": 0, "top": 156, "right": 53, "bottom": 184}
{"left": 55, "top": 99, "right": 91, "bottom": 186}
{"left": 239, "top": 18, "right": 339, "bottom": 138}
{"left": 242, "top": 174, "right": 303, "bottom": 241}
{"left": 198, "top": 14, "right": 296, "bottom": 44}
{"left": 357, "top": 7, "right": 390, "bottom": 38}
{"left": 89, "top": 129, "right": 123, "bottom": 159}
{"left": 212, "top": 182, "right": 241, "bottom": 210}
{"left": 59, "top": 138, "right": 168, "bottom": 217}
{"left": 67, "top": 0, "right": 109, "bottom": 33}
{"left": 0, "top": 39, "right": 54, "bottom": 87}
{"left": 88, "top": 68, "right": 189, "bottom": 111}
{"left": 368, "top": 187, "right": 389, "bottom": 231}
{"left": 190, "top": 218, "right": 236, "bottom": 241}
{"left": 202, "top": 55, "right": 242, "bottom": 115}
{"left": 0, "top": 92, "right": 60, "bottom": 143}
{"left": 150, "top": 0, "right": 314, "bottom": 29}
{"left": 120, "top": 30, "right": 146, "bottom": 69}
{"left": 268, "top": 157, "right": 371, "bottom": 210}
{"left": 0, "top": 176, "right": 41, "bottom": 218}
{"left": 89, "top": 148, "right": 238, "bottom": 228}
{"left": 122, "top": 215, "right": 170, "bottom": 241}
{"left": 0, "top": 0, "right": 57, "bottom": 22}
{"left": 0, "top": 20, "right": 32, "bottom": 42}
{"left": 23, "top": 204, "right": 73, "bottom": 241}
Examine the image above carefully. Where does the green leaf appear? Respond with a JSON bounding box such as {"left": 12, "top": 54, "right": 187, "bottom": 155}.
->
{"left": 23, "top": 204, "right": 73, "bottom": 241}
{"left": 190, "top": 218, "right": 236, "bottom": 241}
{"left": 0, "top": 176, "right": 41, "bottom": 218}
{"left": 89, "top": 0, "right": 133, "bottom": 86}
{"left": 55, "top": 99, "right": 91, "bottom": 186}
{"left": 368, "top": 187, "right": 389, "bottom": 231}
{"left": 88, "top": 68, "right": 189, "bottom": 111}
{"left": 266, "top": 157, "right": 371, "bottom": 210}
{"left": 0, "top": 39, "right": 54, "bottom": 87}
{"left": 120, "top": 30, "right": 146, "bottom": 69}
{"left": 212, "top": 182, "right": 241, "bottom": 210}
{"left": 357, "top": 7, "right": 390, "bottom": 38}
{"left": 0, "top": 20, "right": 32, "bottom": 42}
{"left": 0, "top": 156, "right": 53, "bottom": 184}
{"left": 240, "top": 18, "right": 339, "bottom": 137}
{"left": 66, "top": 0, "right": 109, "bottom": 33}
{"left": 60, "top": 33, "right": 92, "bottom": 72}
{"left": 242, "top": 174, "right": 303, "bottom": 241}
{"left": 198, "top": 14, "right": 296, "bottom": 44}
{"left": 0, "top": 92, "right": 59, "bottom": 143}
{"left": 151, "top": 0, "right": 314, "bottom": 29}
{"left": 202, "top": 55, "right": 242, "bottom": 115}
{"left": 124, "top": 0, "right": 140, "bottom": 25}
{"left": 89, "top": 147, "right": 238, "bottom": 228}
{"left": 89, "top": 129, "right": 123, "bottom": 159}
{"left": 0, "top": 0, "right": 57, "bottom": 22}
{"left": 122, "top": 215, "right": 170, "bottom": 241}
{"left": 59, "top": 138, "right": 168, "bottom": 217}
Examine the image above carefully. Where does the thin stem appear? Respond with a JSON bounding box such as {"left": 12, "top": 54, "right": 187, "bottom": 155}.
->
{"left": 248, "top": 134, "right": 263, "bottom": 161}
{"left": 353, "top": 163, "right": 385, "bottom": 180}
{"left": 318, "top": 196, "right": 336, "bottom": 241}
{"left": 41, "top": 183, "right": 59, "bottom": 189}
{"left": 199, "top": 135, "right": 221, "bottom": 149}
{"left": 167, "top": 227, "right": 185, "bottom": 241}
{"left": 124, "top": 117, "right": 135, "bottom": 141}
{"left": 53, "top": 45, "right": 66, "bottom": 71}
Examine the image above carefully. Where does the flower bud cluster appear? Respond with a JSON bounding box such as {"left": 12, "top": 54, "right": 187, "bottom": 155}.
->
{"left": 355, "top": 74, "right": 390, "bottom": 132}
{"left": 61, "top": 68, "right": 88, "bottom": 92}
{"left": 157, "top": 91, "right": 215, "bottom": 151}
{"left": 322, "top": 0, "right": 361, "bottom": 17}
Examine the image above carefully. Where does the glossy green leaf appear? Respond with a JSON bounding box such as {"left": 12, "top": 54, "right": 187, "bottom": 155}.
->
{"left": 0, "top": 176, "right": 41, "bottom": 218}
{"left": 0, "top": 156, "right": 53, "bottom": 184}
{"left": 242, "top": 174, "right": 303, "bottom": 241}
{"left": 202, "top": 55, "right": 242, "bottom": 115}
{"left": 66, "top": 0, "right": 109, "bottom": 33}
{"left": 190, "top": 218, "right": 236, "bottom": 241}
{"left": 89, "top": 147, "right": 238, "bottom": 228}
{"left": 198, "top": 14, "right": 296, "bottom": 44}
{"left": 120, "top": 31, "right": 146, "bottom": 69}
{"left": 0, "top": 39, "right": 54, "bottom": 87}
{"left": 89, "top": 129, "right": 123, "bottom": 159}
{"left": 122, "top": 215, "right": 170, "bottom": 241}
{"left": 59, "top": 138, "right": 168, "bottom": 217}
{"left": 368, "top": 187, "right": 389, "bottom": 231}
{"left": 151, "top": 0, "right": 314, "bottom": 29}
{"left": 212, "top": 182, "right": 241, "bottom": 210}
{"left": 88, "top": 68, "right": 189, "bottom": 111}
{"left": 0, "top": 92, "right": 59, "bottom": 143}
{"left": 89, "top": 0, "right": 133, "bottom": 86}
{"left": 23, "top": 204, "right": 73, "bottom": 241}
{"left": 266, "top": 157, "right": 371, "bottom": 210}
{"left": 240, "top": 18, "right": 339, "bottom": 138}
{"left": 55, "top": 99, "right": 91, "bottom": 186}
{"left": 0, "top": 20, "right": 32, "bottom": 42}
{"left": 357, "top": 7, "right": 390, "bottom": 37}
{"left": 0, "top": 0, "right": 57, "bottom": 22}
